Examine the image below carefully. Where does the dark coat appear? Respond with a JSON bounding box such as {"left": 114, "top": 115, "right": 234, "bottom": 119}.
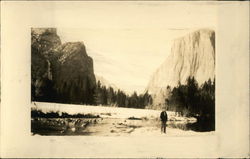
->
{"left": 160, "top": 111, "right": 168, "bottom": 122}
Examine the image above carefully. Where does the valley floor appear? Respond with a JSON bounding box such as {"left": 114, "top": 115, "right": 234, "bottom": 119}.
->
{"left": 31, "top": 102, "right": 214, "bottom": 136}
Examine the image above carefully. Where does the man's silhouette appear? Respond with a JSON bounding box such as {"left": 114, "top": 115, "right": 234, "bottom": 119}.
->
{"left": 160, "top": 109, "right": 168, "bottom": 133}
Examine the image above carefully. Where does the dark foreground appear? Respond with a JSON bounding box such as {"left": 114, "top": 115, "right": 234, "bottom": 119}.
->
{"left": 31, "top": 117, "right": 213, "bottom": 136}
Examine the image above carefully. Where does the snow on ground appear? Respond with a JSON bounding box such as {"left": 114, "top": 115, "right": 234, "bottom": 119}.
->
{"left": 32, "top": 102, "right": 163, "bottom": 119}
{"left": 30, "top": 102, "right": 215, "bottom": 137}
{"left": 130, "top": 126, "right": 214, "bottom": 137}
{"left": 31, "top": 102, "right": 196, "bottom": 121}
{"left": 28, "top": 102, "right": 217, "bottom": 158}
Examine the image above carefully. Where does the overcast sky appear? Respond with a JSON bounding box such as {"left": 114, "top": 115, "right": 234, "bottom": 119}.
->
{"left": 56, "top": 2, "right": 217, "bottom": 94}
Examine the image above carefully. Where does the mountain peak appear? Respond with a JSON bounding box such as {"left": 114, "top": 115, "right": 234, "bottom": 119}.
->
{"left": 31, "top": 28, "right": 96, "bottom": 104}
{"left": 146, "top": 29, "right": 215, "bottom": 106}
{"left": 59, "top": 42, "right": 88, "bottom": 64}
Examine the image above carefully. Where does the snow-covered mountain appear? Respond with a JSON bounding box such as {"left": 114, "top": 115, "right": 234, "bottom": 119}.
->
{"left": 95, "top": 75, "right": 119, "bottom": 91}
{"left": 146, "top": 29, "right": 215, "bottom": 107}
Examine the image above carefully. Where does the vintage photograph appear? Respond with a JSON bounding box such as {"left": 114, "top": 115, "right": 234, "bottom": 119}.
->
{"left": 1, "top": 1, "right": 249, "bottom": 158}
{"left": 31, "top": 27, "right": 215, "bottom": 136}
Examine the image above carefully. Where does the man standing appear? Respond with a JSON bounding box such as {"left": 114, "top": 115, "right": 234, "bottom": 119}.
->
{"left": 160, "top": 108, "right": 168, "bottom": 133}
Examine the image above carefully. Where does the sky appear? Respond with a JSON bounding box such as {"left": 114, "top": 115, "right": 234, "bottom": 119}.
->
{"left": 56, "top": 2, "right": 217, "bottom": 94}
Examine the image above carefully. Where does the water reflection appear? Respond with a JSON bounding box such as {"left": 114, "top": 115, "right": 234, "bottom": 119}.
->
{"left": 168, "top": 117, "right": 215, "bottom": 132}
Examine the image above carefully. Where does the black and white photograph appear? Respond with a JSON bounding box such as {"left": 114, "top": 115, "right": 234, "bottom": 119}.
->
{"left": 31, "top": 26, "right": 215, "bottom": 136}
{"left": 1, "top": 1, "right": 249, "bottom": 158}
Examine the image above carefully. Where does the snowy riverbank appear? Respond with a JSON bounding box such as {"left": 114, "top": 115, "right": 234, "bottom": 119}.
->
{"left": 31, "top": 102, "right": 214, "bottom": 136}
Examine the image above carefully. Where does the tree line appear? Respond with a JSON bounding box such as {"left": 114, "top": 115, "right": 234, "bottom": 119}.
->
{"left": 94, "top": 81, "right": 152, "bottom": 109}
{"left": 32, "top": 78, "right": 153, "bottom": 109}
{"left": 166, "top": 76, "right": 215, "bottom": 128}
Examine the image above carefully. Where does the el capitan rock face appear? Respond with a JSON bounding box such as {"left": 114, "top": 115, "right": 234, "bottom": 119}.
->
{"left": 31, "top": 28, "right": 96, "bottom": 104}
{"left": 146, "top": 29, "right": 215, "bottom": 107}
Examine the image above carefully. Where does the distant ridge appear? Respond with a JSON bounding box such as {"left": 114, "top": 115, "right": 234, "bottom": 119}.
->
{"left": 95, "top": 75, "right": 119, "bottom": 91}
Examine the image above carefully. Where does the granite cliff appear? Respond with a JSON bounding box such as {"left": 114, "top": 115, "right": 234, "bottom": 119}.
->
{"left": 31, "top": 28, "right": 96, "bottom": 104}
{"left": 146, "top": 29, "right": 215, "bottom": 108}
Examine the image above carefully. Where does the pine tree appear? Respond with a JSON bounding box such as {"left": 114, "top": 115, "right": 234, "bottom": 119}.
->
{"left": 94, "top": 80, "right": 102, "bottom": 105}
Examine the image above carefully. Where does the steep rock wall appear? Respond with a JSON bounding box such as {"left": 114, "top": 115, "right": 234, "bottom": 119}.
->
{"left": 31, "top": 28, "right": 96, "bottom": 104}
{"left": 146, "top": 29, "right": 215, "bottom": 108}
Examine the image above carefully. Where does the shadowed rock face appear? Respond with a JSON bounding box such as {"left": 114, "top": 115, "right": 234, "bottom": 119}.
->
{"left": 54, "top": 42, "right": 96, "bottom": 103}
{"left": 146, "top": 29, "right": 215, "bottom": 108}
{"left": 31, "top": 28, "right": 96, "bottom": 104}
